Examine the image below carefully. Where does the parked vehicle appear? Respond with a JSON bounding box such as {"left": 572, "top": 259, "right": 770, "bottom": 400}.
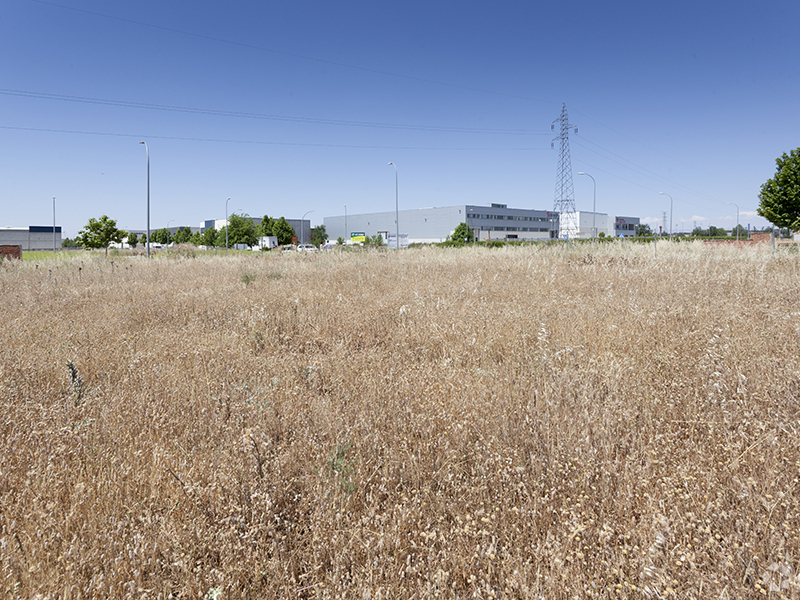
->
{"left": 297, "top": 243, "right": 318, "bottom": 253}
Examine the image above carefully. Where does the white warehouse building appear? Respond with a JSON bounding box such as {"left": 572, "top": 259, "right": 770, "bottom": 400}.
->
{"left": 325, "top": 204, "right": 559, "bottom": 245}
{"left": 559, "top": 211, "right": 639, "bottom": 239}
{"left": 0, "top": 226, "right": 62, "bottom": 250}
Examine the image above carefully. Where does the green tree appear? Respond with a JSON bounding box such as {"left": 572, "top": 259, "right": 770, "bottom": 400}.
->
{"left": 200, "top": 227, "right": 217, "bottom": 247}
{"left": 61, "top": 237, "right": 80, "bottom": 248}
{"left": 452, "top": 222, "right": 474, "bottom": 243}
{"left": 259, "top": 215, "right": 276, "bottom": 237}
{"left": 150, "top": 228, "right": 169, "bottom": 245}
{"left": 215, "top": 226, "right": 227, "bottom": 248}
{"left": 227, "top": 213, "right": 258, "bottom": 247}
{"left": 758, "top": 148, "right": 800, "bottom": 231}
{"left": 127, "top": 232, "right": 138, "bottom": 248}
{"left": 691, "top": 226, "right": 707, "bottom": 237}
{"left": 635, "top": 224, "right": 653, "bottom": 236}
{"left": 336, "top": 236, "right": 345, "bottom": 246}
{"left": 708, "top": 226, "right": 727, "bottom": 237}
{"left": 76, "top": 215, "right": 126, "bottom": 255}
{"left": 310, "top": 225, "right": 328, "bottom": 247}
{"left": 172, "top": 227, "right": 192, "bottom": 244}
{"left": 272, "top": 217, "right": 296, "bottom": 246}
{"left": 731, "top": 224, "right": 748, "bottom": 239}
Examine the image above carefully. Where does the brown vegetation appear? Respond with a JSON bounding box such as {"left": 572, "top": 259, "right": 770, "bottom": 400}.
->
{"left": 1, "top": 242, "right": 799, "bottom": 598}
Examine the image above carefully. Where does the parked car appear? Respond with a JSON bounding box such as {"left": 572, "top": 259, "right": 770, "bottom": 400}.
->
{"left": 297, "top": 244, "right": 318, "bottom": 253}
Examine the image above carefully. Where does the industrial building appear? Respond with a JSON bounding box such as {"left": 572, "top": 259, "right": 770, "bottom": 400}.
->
{"left": 0, "top": 226, "right": 62, "bottom": 250}
{"left": 559, "top": 212, "right": 640, "bottom": 239}
{"left": 324, "top": 204, "right": 559, "bottom": 245}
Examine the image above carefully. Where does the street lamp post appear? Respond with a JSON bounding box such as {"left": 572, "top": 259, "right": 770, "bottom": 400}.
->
{"left": 139, "top": 141, "right": 150, "bottom": 258}
{"left": 52, "top": 197, "right": 56, "bottom": 253}
{"left": 659, "top": 192, "right": 673, "bottom": 241}
{"left": 388, "top": 162, "right": 399, "bottom": 249}
{"left": 727, "top": 202, "right": 740, "bottom": 240}
{"left": 225, "top": 197, "right": 231, "bottom": 249}
{"left": 344, "top": 204, "right": 347, "bottom": 243}
{"left": 577, "top": 172, "right": 596, "bottom": 238}
{"left": 166, "top": 220, "right": 174, "bottom": 246}
{"left": 301, "top": 211, "right": 314, "bottom": 244}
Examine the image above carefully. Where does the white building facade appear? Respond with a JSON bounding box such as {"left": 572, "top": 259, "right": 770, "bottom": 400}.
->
{"left": 559, "top": 212, "right": 639, "bottom": 239}
{"left": 325, "top": 204, "right": 559, "bottom": 245}
{"left": 0, "top": 226, "right": 62, "bottom": 250}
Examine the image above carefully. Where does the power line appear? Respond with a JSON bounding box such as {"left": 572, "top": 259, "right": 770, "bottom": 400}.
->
{"left": 0, "top": 124, "right": 552, "bottom": 151}
{"left": 0, "top": 88, "right": 550, "bottom": 136}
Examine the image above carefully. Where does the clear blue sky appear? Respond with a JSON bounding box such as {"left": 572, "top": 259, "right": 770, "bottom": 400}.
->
{"left": 2, "top": 0, "right": 798, "bottom": 237}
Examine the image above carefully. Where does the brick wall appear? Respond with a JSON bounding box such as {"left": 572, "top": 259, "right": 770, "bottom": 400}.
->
{"left": 0, "top": 245, "right": 22, "bottom": 260}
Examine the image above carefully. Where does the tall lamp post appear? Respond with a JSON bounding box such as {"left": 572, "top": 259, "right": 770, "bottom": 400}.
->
{"left": 344, "top": 204, "right": 347, "bottom": 243}
{"left": 52, "top": 197, "right": 56, "bottom": 253}
{"left": 166, "top": 220, "right": 174, "bottom": 246}
{"left": 301, "top": 210, "right": 314, "bottom": 244}
{"left": 139, "top": 141, "right": 150, "bottom": 258}
{"left": 388, "top": 162, "right": 399, "bottom": 249}
{"left": 577, "top": 172, "right": 596, "bottom": 238}
{"left": 659, "top": 192, "right": 673, "bottom": 241}
{"left": 225, "top": 197, "right": 231, "bottom": 249}
{"left": 727, "top": 202, "right": 740, "bottom": 240}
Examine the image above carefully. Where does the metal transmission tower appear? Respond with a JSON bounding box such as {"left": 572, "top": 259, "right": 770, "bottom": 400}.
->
{"left": 552, "top": 103, "right": 578, "bottom": 239}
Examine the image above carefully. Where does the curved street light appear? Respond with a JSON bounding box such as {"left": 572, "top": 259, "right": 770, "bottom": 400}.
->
{"left": 659, "top": 192, "right": 673, "bottom": 241}
{"left": 139, "top": 141, "right": 150, "bottom": 258}
{"left": 388, "top": 162, "right": 399, "bottom": 248}
{"left": 577, "top": 172, "right": 596, "bottom": 238}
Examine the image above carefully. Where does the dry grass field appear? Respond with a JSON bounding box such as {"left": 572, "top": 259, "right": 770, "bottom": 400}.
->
{"left": 1, "top": 241, "right": 799, "bottom": 599}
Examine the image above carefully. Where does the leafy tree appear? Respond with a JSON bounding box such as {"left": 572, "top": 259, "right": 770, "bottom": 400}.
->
{"left": 172, "top": 227, "right": 192, "bottom": 244}
{"left": 150, "top": 228, "right": 169, "bottom": 245}
{"left": 227, "top": 213, "right": 258, "bottom": 247}
{"left": 691, "top": 226, "right": 707, "bottom": 237}
{"left": 259, "top": 215, "right": 276, "bottom": 237}
{"left": 200, "top": 227, "right": 217, "bottom": 247}
{"left": 214, "top": 226, "right": 227, "bottom": 248}
{"left": 731, "top": 224, "right": 748, "bottom": 239}
{"left": 272, "top": 217, "right": 296, "bottom": 246}
{"left": 451, "top": 222, "right": 474, "bottom": 243}
{"left": 635, "top": 224, "right": 653, "bottom": 236}
{"left": 758, "top": 148, "right": 800, "bottom": 231}
{"left": 127, "top": 232, "right": 138, "bottom": 248}
{"left": 76, "top": 215, "right": 126, "bottom": 255}
{"left": 708, "top": 226, "right": 728, "bottom": 237}
{"left": 61, "top": 237, "right": 80, "bottom": 248}
{"left": 336, "top": 236, "right": 345, "bottom": 246}
{"left": 310, "top": 225, "right": 328, "bottom": 247}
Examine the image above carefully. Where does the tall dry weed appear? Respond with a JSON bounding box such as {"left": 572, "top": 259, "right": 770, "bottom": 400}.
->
{"left": 1, "top": 242, "right": 799, "bottom": 598}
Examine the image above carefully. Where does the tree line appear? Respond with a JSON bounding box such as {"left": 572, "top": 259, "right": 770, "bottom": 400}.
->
{"left": 64, "top": 214, "right": 330, "bottom": 250}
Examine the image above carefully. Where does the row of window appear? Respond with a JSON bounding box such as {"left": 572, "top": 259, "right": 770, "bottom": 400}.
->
{"left": 479, "top": 226, "right": 552, "bottom": 232}
{"left": 468, "top": 214, "right": 552, "bottom": 222}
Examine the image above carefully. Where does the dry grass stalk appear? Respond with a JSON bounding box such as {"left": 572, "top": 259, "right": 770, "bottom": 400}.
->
{"left": 1, "top": 241, "right": 798, "bottom": 598}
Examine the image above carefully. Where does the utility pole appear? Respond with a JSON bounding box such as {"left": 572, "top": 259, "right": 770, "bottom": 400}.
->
{"left": 552, "top": 104, "right": 578, "bottom": 240}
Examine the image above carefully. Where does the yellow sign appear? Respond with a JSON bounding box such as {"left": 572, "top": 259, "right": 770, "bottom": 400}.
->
{"left": 351, "top": 232, "right": 366, "bottom": 243}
